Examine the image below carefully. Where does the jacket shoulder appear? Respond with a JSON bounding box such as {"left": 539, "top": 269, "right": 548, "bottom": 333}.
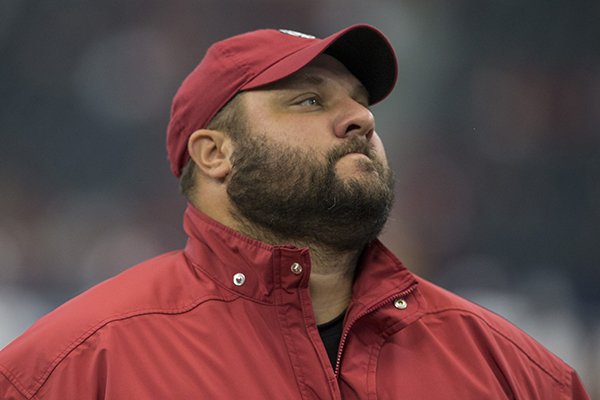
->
{"left": 415, "top": 277, "right": 578, "bottom": 393}
{"left": 0, "top": 250, "right": 229, "bottom": 399}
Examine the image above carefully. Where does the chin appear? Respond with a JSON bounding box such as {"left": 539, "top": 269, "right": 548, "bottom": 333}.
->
{"left": 340, "top": 164, "right": 379, "bottom": 180}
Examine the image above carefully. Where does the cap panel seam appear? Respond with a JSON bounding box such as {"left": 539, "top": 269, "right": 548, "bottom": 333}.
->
{"left": 240, "top": 41, "right": 319, "bottom": 87}
{"left": 213, "top": 42, "right": 252, "bottom": 81}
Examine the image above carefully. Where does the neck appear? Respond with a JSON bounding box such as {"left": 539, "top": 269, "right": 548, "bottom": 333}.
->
{"left": 232, "top": 217, "right": 361, "bottom": 324}
{"left": 307, "top": 244, "right": 360, "bottom": 324}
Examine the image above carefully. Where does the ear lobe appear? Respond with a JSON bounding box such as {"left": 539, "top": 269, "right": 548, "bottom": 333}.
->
{"left": 187, "top": 129, "right": 232, "bottom": 180}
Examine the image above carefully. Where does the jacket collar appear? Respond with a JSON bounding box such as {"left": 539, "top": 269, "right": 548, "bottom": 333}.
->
{"left": 182, "top": 204, "right": 416, "bottom": 307}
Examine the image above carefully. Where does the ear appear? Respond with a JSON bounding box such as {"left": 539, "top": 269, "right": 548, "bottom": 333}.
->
{"left": 187, "top": 129, "right": 233, "bottom": 180}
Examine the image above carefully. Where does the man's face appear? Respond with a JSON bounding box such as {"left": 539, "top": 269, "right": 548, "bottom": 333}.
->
{"left": 226, "top": 55, "right": 394, "bottom": 250}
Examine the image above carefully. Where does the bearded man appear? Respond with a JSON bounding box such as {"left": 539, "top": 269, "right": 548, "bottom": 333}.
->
{"left": 0, "top": 25, "right": 589, "bottom": 399}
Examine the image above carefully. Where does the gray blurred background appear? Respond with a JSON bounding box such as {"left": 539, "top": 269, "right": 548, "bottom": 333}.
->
{"left": 1, "top": 0, "right": 598, "bottom": 395}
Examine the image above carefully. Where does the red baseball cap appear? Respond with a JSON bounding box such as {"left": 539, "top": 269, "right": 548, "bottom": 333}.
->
{"left": 166, "top": 24, "right": 398, "bottom": 177}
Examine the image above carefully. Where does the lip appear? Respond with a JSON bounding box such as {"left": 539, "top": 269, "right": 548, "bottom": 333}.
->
{"left": 343, "top": 152, "right": 370, "bottom": 160}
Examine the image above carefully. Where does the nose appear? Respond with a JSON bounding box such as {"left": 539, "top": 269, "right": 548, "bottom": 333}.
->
{"left": 333, "top": 99, "right": 375, "bottom": 140}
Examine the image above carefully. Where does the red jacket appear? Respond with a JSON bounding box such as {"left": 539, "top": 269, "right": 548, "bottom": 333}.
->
{"left": 0, "top": 205, "right": 589, "bottom": 399}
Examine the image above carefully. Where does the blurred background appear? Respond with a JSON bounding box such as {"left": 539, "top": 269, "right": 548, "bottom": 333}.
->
{"left": 1, "top": 0, "right": 598, "bottom": 395}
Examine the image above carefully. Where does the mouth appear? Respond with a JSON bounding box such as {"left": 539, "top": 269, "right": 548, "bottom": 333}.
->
{"left": 343, "top": 152, "right": 370, "bottom": 159}
{"left": 334, "top": 152, "right": 379, "bottom": 175}
{"left": 328, "top": 139, "right": 376, "bottom": 165}
{"left": 340, "top": 151, "right": 372, "bottom": 161}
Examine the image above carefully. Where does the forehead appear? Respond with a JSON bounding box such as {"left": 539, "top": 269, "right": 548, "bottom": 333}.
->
{"left": 257, "top": 54, "right": 370, "bottom": 102}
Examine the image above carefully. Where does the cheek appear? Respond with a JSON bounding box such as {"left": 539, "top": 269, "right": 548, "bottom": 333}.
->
{"left": 249, "top": 116, "right": 323, "bottom": 146}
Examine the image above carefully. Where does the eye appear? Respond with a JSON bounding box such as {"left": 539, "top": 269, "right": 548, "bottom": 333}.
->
{"left": 297, "top": 96, "right": 322, "bottom": 107}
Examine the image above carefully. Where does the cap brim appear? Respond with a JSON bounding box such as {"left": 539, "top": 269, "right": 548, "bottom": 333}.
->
{"left": 241, "top": 24, "right": 397, "bottom": 105}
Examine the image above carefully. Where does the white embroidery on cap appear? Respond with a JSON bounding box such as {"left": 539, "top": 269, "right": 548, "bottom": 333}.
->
{"left": 279, "top": 29, "right": 316, "bottom": 39}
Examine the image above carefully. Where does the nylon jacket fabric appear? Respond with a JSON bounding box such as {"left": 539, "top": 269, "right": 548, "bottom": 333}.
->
{"left": 0, "top": 205, "right": 590, "bottom": 399}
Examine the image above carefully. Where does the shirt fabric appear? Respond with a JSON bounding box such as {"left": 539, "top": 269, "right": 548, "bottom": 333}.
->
{"left": 317, "top": 310, "right": 346, "bottom": 369}
{"left": 0, "top": 205, "right": 590, "bottom": 399}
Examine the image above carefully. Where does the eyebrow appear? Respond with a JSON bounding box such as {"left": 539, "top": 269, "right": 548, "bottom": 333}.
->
{"left": 268, "top": 72, "right": 371, "bottom": 105}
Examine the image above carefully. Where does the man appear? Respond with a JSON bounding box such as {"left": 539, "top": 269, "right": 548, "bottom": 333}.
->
{"left": 0, "top": 24, "right": 590, "bottom": 399}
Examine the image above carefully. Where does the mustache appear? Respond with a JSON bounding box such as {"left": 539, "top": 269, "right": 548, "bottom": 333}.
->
{"left": 327, "top": 138, "right": 376, "bottom": 162}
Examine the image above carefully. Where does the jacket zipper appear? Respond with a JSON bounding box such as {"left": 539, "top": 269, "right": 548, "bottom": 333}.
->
{"left": 334, "top": 283, "right": 418, "bottom": 376}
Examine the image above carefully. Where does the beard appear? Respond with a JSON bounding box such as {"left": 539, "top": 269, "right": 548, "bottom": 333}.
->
{"left": 226, "top": 132, "right": 394, "bottom": 251}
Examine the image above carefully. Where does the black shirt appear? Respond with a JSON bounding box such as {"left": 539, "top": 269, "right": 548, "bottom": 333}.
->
{"left": 317, "top": 311, "right": 345, "bottom": 370}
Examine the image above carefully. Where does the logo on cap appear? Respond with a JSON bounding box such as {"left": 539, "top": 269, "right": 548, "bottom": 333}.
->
{"left": 278, "top": 29, "right": 316, "bottom": 39}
